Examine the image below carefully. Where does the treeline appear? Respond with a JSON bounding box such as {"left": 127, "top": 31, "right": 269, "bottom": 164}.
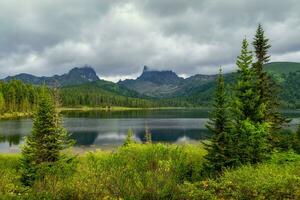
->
{"left": 0, "top": 80, "right": 189, "bottom": 117}
{"left": 281, "top": 71, "right": 300, "bottom": 108}
{"left": 59, "top": 86, "right": 189, "bottom": 108}
{"left": 0, "top": 80, "right": 41, "bottom": 114}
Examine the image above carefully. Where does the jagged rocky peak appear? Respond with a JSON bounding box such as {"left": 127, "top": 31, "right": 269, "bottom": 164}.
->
{"left": 143, "top": 65, "right": 150, "bottom": 72}
{"left": 138, "top": 65, "right": 183, "bottom": 85}
{"left": 68, "top": 65, "right": 99, "bottom": 81}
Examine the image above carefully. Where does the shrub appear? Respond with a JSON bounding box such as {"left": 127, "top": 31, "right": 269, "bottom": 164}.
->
{"left": 177, "top": 152, "right": 300, "bottom": 200}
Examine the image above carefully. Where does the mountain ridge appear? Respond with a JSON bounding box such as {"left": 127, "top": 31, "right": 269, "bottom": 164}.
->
{"left": 4, "top": 65, "right": 100, "bottom": 87}
{"left": 3, "top": 61, "right": 300, "bottom": 107}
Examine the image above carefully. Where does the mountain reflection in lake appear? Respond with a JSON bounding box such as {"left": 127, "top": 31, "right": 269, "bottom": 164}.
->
{"left": 0, "top": 109, "right": 299, "bottom": 152}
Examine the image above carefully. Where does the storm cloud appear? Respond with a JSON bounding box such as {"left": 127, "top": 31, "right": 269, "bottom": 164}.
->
{"left": 0, "top": 0, "right": 300, "bottom": 81}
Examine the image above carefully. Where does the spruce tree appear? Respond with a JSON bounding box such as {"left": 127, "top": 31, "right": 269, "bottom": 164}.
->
{"left": 123, "top": 128, "right": 135, "bottom": 146}
{"left": 252, "top": 24, "right": 289, "bottom": 133}
{"left": 231, "top": 38, "right": 270, "bottom": 165}
{"left": 204, "top": 68, "right": 232, "bottom": 174}
{"left": 144, "top": 125, "right": 152, "bottom": 144}
{"left": 292, "top": 124, "right": 300, "bottom": 154}
{"left": 20, "top": 87, "right": 71, "bottom": 186}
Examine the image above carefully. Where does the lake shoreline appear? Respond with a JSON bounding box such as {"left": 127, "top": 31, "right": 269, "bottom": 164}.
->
{"left": 0, "top": 106, "right": 208, "bottom": 120}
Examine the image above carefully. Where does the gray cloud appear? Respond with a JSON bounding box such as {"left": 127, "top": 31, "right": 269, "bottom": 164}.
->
{"left": 0, "top": 0, "right": 300, "bottom": 81}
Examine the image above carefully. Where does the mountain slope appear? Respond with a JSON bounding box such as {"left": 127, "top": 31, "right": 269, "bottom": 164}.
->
{"left": 60, "top": 80, "right": 188, "bottom": 108}
{"left": 4, "top": 66, "right": 100, "bottom": 87}
{"left": 118, "top": 62, "right": 300, "bottom": 107}
{"left": 264, "top": 62, "right": 300, "bottom": 75}
{"left": 118, "top": 66, "right": 223, "bottom": 99}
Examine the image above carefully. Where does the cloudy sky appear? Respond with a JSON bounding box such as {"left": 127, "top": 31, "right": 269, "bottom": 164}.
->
{"left": 0, "top": 0, "right": 300, "bottom": 82}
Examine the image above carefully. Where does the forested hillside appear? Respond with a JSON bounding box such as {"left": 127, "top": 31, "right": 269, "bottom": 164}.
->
{"left": 0, "top": 80, "right": 41, "bottom": 114}
{"left": 2, "top": 62, "right": 300, "bottom": 110}
{"left": 59, "top": 80, "right": 189, "bottom": 108}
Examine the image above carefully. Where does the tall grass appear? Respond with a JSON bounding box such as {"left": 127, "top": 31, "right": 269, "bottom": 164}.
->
{"left": 0, "top": 144, "right": 300, "bottom": 200}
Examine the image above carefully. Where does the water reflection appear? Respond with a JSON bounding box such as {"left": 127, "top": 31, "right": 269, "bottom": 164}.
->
{"left": 0, "top": 109, "right": 299, "bottom": 152}
{"left": 0, "top": 134, "right": 22, "bottom": 146}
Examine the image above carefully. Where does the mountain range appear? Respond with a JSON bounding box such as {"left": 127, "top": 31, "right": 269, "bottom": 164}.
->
{"left": 3, "top": 61, "right": 300, "bottom": 107}
{"left": 4, "top": 65, "right": 99, "bottom": 87}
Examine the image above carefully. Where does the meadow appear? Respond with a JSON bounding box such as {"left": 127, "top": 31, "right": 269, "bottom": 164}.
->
{"left": 1, "top": 143, "right": 299, "bottom": 200}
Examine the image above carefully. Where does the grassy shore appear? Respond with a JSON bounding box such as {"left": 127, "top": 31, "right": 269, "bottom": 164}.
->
{"left": 1, "top": 143, "right": 299, "bottom": 199}
{"left": 59, "top": 106, "right": 198, "bottom": 111}
{"left": 0, "top": 112, "right": 32, "bottom": 120}
{"left": 0, "top": 106, "right": 206, "bottom": 120}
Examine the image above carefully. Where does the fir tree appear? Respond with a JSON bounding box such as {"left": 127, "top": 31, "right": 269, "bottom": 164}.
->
{"left": 253, "top": 24, "right": 271, "bottom": 65}
{"left": 204, "top": 68, "right": 232, "bottom": 174}
{"left": 233, "top": 38, "right": 264, "bottom": 122}
{"left": 0, "top": 92, "right": 4, "bottom": 114}
{"left": 292, "top": 124, "right": 300, "bottom": 154}
{"left": 123, "top": 128, "right": 135, "bottom": 146}
{"left": 20, "top": 87, "right": 71, "bottom": 186}
{"left": 252, "top": 24, "right": 289, "bottom": 133}
{"left": 231, "top": 38, "right": 270, "bottom": 166}
{"left": 144, "top": 125, "right": 152, "bottom": 144}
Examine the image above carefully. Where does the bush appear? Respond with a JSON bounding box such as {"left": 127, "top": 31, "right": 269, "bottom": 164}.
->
{"left": 177, "top": 152, "right": 300, "bottom": 200}
{"left": 70, "top": 143, "right": 206, "bottom": 199}
{"left": 0, "top": 154, "right": 25, "bottom": 199}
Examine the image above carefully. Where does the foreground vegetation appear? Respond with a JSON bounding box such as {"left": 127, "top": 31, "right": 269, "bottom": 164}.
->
{"left": 1, "top": 144, "right": 300, "bottom": 199}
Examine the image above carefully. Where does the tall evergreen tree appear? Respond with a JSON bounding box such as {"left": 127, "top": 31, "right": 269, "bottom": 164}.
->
{"left": 0, "top": 92, "right": 4, "bottom": 114}
{"left": 252, "top": 24, "right": 289, "bottom": 133}
{"left": 231, "top": 39, "right": 270, "bottom": 165}
{"left": 233, "top": 38, "right": 264, "bottom": 122}
{"left": 20, "top": 87, "right": 71, "bottom": 186}
{"left": 204, "top": 68, "right": 232, "bottom": 174}
{"left": 292, "top": 124, "right": 300, "bottom": 154}
{"left": 123, "top": 128, "right": 135, "bottom": 146}
{"left": 144, "top": 125, "right": 152, "bottom": 144}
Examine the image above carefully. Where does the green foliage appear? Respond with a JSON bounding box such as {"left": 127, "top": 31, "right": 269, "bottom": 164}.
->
{"left": 177, "top": 152, "right": 300, "bottom": 200}
{"left": 20, "top": 88, "right": 73, "bottom": 186}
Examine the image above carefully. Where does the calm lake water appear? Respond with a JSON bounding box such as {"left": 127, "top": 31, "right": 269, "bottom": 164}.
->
{"left": 0, "top": 109, "right": 299, "bottom": 153}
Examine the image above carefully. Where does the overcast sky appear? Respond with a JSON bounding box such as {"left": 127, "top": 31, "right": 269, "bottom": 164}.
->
{"left": 0, "top": 0, "right": 300, "bottom": 82}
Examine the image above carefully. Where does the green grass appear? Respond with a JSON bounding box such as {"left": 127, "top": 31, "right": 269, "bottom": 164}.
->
{"left": 264, "top": 62, "right": 300, "bottom": 75}
{"left": 0, "top": 144, "right": 300, "bottom": 199}
{"left": 0, "top": 112, "right": 32, "bottom": 120}
{"left": 59, "top": 106, "right": 194, "bottom": 111}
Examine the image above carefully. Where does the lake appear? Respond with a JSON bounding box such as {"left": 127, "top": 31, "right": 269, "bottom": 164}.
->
{"left": 0, "top": 109, "right": 299, "bottom": 153}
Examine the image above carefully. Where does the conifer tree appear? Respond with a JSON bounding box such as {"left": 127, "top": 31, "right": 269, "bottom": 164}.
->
{"left": 204, "top": 68, "right": 232, "bottom": 174}
{"left": 20, "top": 87, "right": 71, "bottom": 186}
{"left": 231, "top": 38, "right": 270, "bottom": 165}
{"left": 292, "top": 124, "right": 300, "bottom": 154}
{"left": 123, "top": 128, "right": 135, "bottom": 146}
{"left": 144, "top": 125, "right": 152, "bottom": 144}
{"left": 0, "top": 92, "right": 4, "bottom": 114}
{"left": 252, "top": 24, "right": 289, "bottom": 133}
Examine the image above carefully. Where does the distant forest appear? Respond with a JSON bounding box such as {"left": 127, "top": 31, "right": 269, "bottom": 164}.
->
{"left": 1, "top": 66, "right": 300, "bottom": 115}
